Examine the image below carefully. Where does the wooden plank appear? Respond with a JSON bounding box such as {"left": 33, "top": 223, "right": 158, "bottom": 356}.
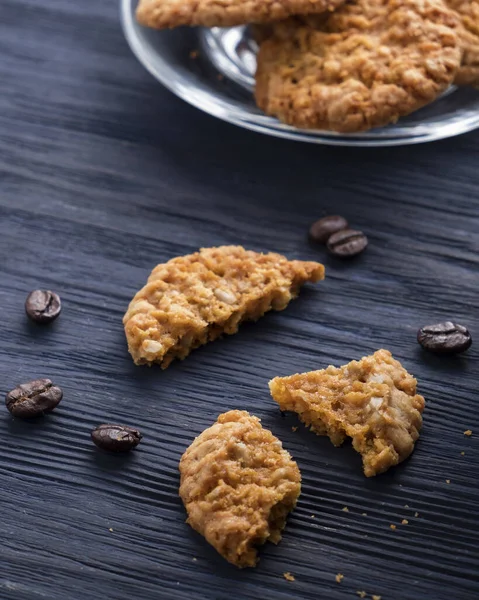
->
{"left": 0, "top": 1, "right": 478, "bottom": 599}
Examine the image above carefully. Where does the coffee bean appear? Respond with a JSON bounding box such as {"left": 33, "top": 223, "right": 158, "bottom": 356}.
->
{"left": 417, "top": 322, "right": 472, "bottom": 354}
{"left": 25, "top": 290, "right": 61, "bottom": 323}
{"left": 327, "top": 229, "right": 368, "bottom": 257}
{"left": 5, "top": 378, "right": 63, "bottom": 418}
{"left": 91, "top": 424, "right": 143, "bottom": 452}
{"left": 309, "top": 215, "right": 349, "bottom": 244}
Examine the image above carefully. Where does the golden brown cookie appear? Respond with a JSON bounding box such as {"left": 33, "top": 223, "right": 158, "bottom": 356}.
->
{"left": 269, "top": 350, "right": 425, "bottom": 476}
{"left": 136, "top": 0, "right": 346, "bottom": 30}
{"left": 255, "top": 0, "right": 462, "bottom": 132}
{"left": 446, "top": 0, "right": 479, "bottom": 85}
{"left": 123, "top": 246, "right": 324, "bottom": 368}
{"left": 179, "top": 410, "right": 301, "bottom": 568}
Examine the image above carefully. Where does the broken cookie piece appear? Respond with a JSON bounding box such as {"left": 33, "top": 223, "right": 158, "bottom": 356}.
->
{"left": 179, "top": 410, "right": 301, "bottom": 568}
{"left": 269, "top": 350, "right": 425, "bottom": 476}
{"left": 123, "top": 246, "right": 324, "bottom": 368}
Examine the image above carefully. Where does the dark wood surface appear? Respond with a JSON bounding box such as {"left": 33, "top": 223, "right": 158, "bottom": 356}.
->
{"left": 1, "top": 1, "right": 479, "bottom": 599}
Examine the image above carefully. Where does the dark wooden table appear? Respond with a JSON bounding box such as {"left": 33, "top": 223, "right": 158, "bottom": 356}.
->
{"left": 1, "top": 2, "right": 478, "bottom": 599}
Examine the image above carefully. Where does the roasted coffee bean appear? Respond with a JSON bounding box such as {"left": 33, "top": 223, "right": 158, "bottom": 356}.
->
{"left": 25, "top": 290, "right": 61, "bottom": 323}
{"left": 5, "top": 378, "right": 63, "bottom": 418}
{"left": 309, "top": 215, "right": 349, "bottom": 244}
{"left": 417, "top": 322, "right": 472, "bottom": 354}
{"left": 327, "top": 229, "right": 368, "bottom": 257}
{"left": 91, "top": 424, "right": 143, "bottom": 452}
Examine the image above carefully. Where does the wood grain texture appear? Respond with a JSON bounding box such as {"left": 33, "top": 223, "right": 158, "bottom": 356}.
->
{"left": 1, "top": 1, "right": 478, "bottom": 599}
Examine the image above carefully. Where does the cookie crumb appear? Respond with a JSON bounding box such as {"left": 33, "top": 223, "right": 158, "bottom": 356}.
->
{"left": 464, "top": 429, "right": 472, "bottom": 436}
{"left": 283, "top": 572, "right": 295, "bottom": 582}
{"left": 137, "top": 0, "right": 346, "bottom": 29}
{"left": 335, "top": 573, "right": 344, "bottom": 583}
{"left": 404, "top": 504, "right": 409, "bottom": 508}
{"left": 415, "top": 512, "right": 419, "bottom": 517}
{"left": 401, "top": 519, "right": 409, "bottom": 525}
{"left": 192, "top": 558, "right": 197, "bottom": 562}
{"left": 311, "top": 514, "right": 315, "bottom": 518}
{"left": 372, "top": 596, "right": 382, "bottom": 600}
{"left": 461, "top": 451, "right": 465, "bottom": 456}
{"left": 108, "top": 528, "right": 114, "bottom": 532}
{"left": 189, "top": 50, "right": 199, "bottom": 59}
{"left": 292, "top": 426, "right": 298, "bottom": 432}
{"left": 446, "top": 479, "right": 451, "bottom": 484}
{"left": 357, "top": 592, "right": 366, "bottom": 598}
{"left": 390, "top": 524, "right": 396, "bottom": 530}
{"left": 342, "top": 506, "right": 349, "bottom": 512}
{"left": 362, "top": 512, "right": 367, "bottom": 516}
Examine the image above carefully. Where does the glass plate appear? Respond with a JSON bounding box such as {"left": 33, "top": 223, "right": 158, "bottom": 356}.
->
{"left": 121, "top": 0, "right": 479, "bottom": 146}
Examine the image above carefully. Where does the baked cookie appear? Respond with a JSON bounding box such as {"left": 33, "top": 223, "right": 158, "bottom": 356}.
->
{"left": 136, "top": 0, "right": 346, "bottom": 30}
{"left": 123, "top": 246, "right": 324, "bottom": 368}
{"left": 179, "top": 410, "right": 301, "bottom": 568}
{"left": 255, "top": 0, "right": 461, "bottom": 132}
{"left": 269, "top": 350, "right": 425, "bottom": 476}
{"left": 446, "top": 0, "right": 479, "bottom": 85}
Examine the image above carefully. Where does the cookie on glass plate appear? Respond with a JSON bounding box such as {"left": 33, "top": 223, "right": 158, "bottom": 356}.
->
{"left": 136, "top": 0, "right": 347, "bottom": 29}
{"left": 445, "top": 0, "right": 479, "bottom": 85}
{"left": 255, "top": 0, "right": 462, "bottom": 132}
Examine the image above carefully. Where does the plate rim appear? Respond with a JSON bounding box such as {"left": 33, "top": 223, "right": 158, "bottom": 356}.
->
{"left": 120, "top": 0, "right": 479, "bottom": 147}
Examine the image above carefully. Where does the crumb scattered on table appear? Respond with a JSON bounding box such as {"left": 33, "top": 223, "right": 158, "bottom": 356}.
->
{"left": 311, "top": 514, "right": 315, "bottom": 518}
{"left": 446, "top": 479, "right": 451, "bottom": 484}
{"left": 390, "top": 524, "right": 397, "bottom": 530}
{"left": 189, "top": 50, "right": 199, "bottom": 59}
{"left": 357, "top": 592, "right": 367, "bottom": 598}
{"left": 192, "top": 558, "right": 197, "bottom": 562}
{"left": 362, "top": 512, "right": 367, "bottom": 516}
{"left": 372, "top": 595, "right": 382, "bottom": 600}
{"left": 404, "top": 504, "right": 409, "bottom": 508}
{"left": 461, "top": 451, "right": 465, "bottom": 456}
{"left": 464, "top": 429, "right": 472, "bottom": 436}
{"left": 342, "top": 506, "right": 349, "bottom": 512}
{"left": 401, "top": 519, "right": 409, "bottom": 525}
{"left": 283, "top": 572, "right": 295, "bottom": 582}
{"left": 108, "top": 528, "right": 114, "bottom": 532}
{"left": 415, "top": 512, "right": 419, "bottom": 517}
{"left": 292, "top": 426, "right": 298, "bottom": 432}
{"left": 335, "top": 573, "right": 344, "bottom": 583}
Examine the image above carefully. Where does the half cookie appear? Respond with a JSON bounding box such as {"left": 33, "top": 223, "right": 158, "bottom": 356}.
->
{"left": 123, "top": 246, "right": 324, "bottom": 368}
{"left": 179, "top": 410, "right": 301, "bottom": 567}
{"left": 255, "top": 0, "right": 461, "bottom": 132}
{"left": 136, "top": 0, "right": 346, "bottom": 29}
{"left": 269, "top": 350, "right": 425, "bottom": 476}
